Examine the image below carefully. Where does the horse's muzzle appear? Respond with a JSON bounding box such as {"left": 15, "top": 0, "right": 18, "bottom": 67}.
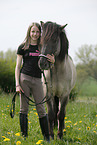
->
{"left": 38, "top": 54, "right": 50, "bottom": 70}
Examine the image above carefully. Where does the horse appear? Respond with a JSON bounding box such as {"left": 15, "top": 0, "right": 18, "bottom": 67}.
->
{"left": 38, "top": 21, "right": 76, "bottom": 139}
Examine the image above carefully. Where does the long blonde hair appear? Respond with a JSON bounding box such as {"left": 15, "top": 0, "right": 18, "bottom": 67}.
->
{"left": 22, "top": 22, "right": 41, "bottom": 50}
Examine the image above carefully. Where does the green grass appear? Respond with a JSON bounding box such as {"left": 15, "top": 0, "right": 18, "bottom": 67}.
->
{"left": 0, "top": 93, "right": 97, "bottom": 145}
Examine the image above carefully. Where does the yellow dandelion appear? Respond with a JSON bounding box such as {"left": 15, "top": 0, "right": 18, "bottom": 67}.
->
{"left": 84, "top": 115, "right": 86, "bottom": 117}
{"left": 87, "top": 126, "right": 90, "bottom": 130}
{"left": 93, "top": 131, "right": 96, "bottom": 133}
{"left": 3, "top": 138, "right": 10, "bottom": 141}
{"left": 33, "top": 108, "right": 36, "bottom": 110}
{"left": 2, "top": 113, "right": 4, "bottom": 115}
{"left": 79, "top": 121, "right": 82, "bottom": 123}
{"left": 78, "top": 138, "right": 81, "bottom": 140}
{"left": 74, "top": 122, "right": 77, "bottom": 126}
{"left": 34, "top": 112, "right": 38, "bottom": 115}
{"left": 15, "top": 132, "right": 20, "bottom": 136}
{"left": 95, "top": 125, "right": 97, "bottom": 127}
{"left": 28, "top": 121, "right": 31, "bottom": 124}
{"left": 68, "top": 120, "right": 72, "bottom": 123}
{"left": 78, "top": 128, "right": 81, "bottom": 130}
{"left": 65, "top": 117, "right": 67, "bottom": 119}
{"left": 16, "top": 141, "right": 21, "bottom": 145}
{"left": 63, "top": 129, "right": 66, "bottom": 132}
{"left": 67, "top": 125, "right": 70, "bottom": 128}
{"left": 7, "top": 105, "right": 9, "bottom": 107}
{"left": 7, "top": 132, "right": 11, "bottom": 134}
{"left": 36, "top": 140, "right": 43, "bottom": 144}
{"left": 96, "top": 115, "right": 97, "bottom": 117}
{"left": 93, "top": 124, "right": 95, "bottom": 126}
{"left": 2, "top": 136, "right": 6, "bottom": 138}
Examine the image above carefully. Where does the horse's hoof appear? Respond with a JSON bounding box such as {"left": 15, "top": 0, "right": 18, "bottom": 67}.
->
{"left": 50, "top": 134, "right": 54, "bottom": 140}
{"left": 57, "top": 132, "right": 63, "bottom": 139}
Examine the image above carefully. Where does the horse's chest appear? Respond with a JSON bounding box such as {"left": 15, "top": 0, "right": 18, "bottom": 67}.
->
{"left": 47, "top": 71, "right": 64, "bottom": 96}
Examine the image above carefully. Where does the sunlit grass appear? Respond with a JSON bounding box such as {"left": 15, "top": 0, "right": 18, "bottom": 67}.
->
{"left": 0, "top": 93, "right": 97, "bottom": 144}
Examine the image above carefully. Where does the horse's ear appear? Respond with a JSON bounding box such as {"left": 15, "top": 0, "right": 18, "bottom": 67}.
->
{"left": 60, "top": 24, "right": 68, "bottom": 30}
{"left": 40, "top": 21, "right": 44, "bottom": 27}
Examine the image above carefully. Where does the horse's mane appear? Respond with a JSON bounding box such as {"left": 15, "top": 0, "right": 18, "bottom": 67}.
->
{"left": 41, "top": 21, "right": 69, "bottom": 61}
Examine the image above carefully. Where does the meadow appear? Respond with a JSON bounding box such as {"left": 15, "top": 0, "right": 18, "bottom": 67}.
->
{"left": 0, "top": 90, "right": 97, "bottom": 145}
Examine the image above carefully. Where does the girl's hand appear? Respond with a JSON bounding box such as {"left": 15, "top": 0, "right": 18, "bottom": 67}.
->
{"left": 47, "top": 54, "right": 55, "bottom": 64}
{"left": 16, "top": 85, "right": 24, "bottom": 94}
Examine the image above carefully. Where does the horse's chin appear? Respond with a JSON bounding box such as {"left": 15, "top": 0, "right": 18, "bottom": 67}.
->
{"left": 38, "top": 60, "right": 50, "bottom": 70}
{"left": 39, "top": 65, "right": 50, "bottom": 70}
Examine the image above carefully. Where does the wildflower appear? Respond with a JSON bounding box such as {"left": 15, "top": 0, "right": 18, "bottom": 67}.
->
{"left": 65, "top": 117, "right": 67, "bottom": 119}
{"left": 74, "top": 122, "right": 77, "bottom": 126}
{"left": 7, "top": 132, "right": 11, "bottom": 134}
{"left": 87, "top": 126, "right": 90, "bottom": 130}
{"left": 67, "top": 125, "right": 70, "bottom": 128}
{"left": 3, "top": 138, "right": 10, "bottom": 141}
{"left": 63, "top": 129, "right": 66, "bottom": 132}
{"left": 93, "top": 131, "right": 96, "bottom": 133}
{"left": 16, "top": 141, "right": 21, "bottom": 145}
{"left": 28, "top": 121, "right": 31, "bottom": 124}
{"left": 96, "top": 125, "right": 97, "bottom": 127}
{"left": 34, "top": 112, "right": 38, "bottom": 115}
{"left": 7, "top": 105, "right": 9, "bottom": 107}
{"left": 2, "top": 136, "right": 6, "bottom": 138}
{"left": 15, "top": 132, "right": 20, "bottom": 136}
{"left": 33, "top": 108, "right": 36, "bottom": 110}
{"left": 68, "top": 120, "right": 72, "bottom": 123}
{"left": 96, "top": 115, "right": 97, "bottom": 117}
{"left": 36, "top": 140, "right": 43, "bottom": 144}
{"left": 78, "top": 128, "right": 81, "bottom": 130}
{"left": 84, "top": 115, "right": 86, "bottom": 117}
{"left": 79, "top": 121, "right": 82, "bottom": 123}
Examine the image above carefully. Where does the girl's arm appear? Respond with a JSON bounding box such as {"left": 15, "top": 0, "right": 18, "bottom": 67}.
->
{"left": 15, "top": 54, "right": 24, "bottom": 93}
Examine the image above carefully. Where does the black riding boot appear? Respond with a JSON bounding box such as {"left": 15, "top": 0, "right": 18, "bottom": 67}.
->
{"left": 19, "top": 113, "right": 28, "bottom": 137}
{"left": 39, "top": 115, "right": 50, "bottom": 142}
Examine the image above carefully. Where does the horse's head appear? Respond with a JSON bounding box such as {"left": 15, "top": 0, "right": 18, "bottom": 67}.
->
{"left": 38, "top": 21, "right": 68, "bottom": 70}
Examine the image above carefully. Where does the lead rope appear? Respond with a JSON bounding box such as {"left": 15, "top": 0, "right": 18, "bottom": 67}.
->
{"left": 10, "top": 71, "right": 51, "bottom": 118}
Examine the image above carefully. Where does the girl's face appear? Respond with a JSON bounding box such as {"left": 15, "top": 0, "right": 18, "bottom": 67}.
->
{"left": 30, "top": 25, "right": 40, "bottom": 42}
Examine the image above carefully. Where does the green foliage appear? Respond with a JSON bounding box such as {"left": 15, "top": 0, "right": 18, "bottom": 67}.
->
{"left": 0, "top": 49, "right": 16, "bottom": 93}
{"left": 76, "top": 44, "right": 97, "bottom": 90}
{"left": 0, "top": 94, "right": 97, "bottom": 144}
{"left": 79, "top": 77, "right": 97, "bottom": 96}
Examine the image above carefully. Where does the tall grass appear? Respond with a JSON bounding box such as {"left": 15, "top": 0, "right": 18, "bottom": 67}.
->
{"left": 0, "top": 93, "right": 97, "bottom": 145}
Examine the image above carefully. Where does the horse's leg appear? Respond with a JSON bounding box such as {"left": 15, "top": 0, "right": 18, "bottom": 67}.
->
{"left": 57, "top": 96, "right": 69, "bottom": 139}
{"left": 47, "top": 99, "right": 54, "bottom": 139}
{"left": 54, "top": 96, "right": 59, "bottom": 127}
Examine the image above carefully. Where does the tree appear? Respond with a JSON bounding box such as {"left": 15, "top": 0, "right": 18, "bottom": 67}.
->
{"left": 0, "top": 49, "right": 16, "bottom": 93}
{"left": 76, "top": 44, "right": 97, "bottom": 84}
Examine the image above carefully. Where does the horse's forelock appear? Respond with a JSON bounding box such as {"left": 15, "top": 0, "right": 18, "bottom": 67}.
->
{"left": 40, "top": 22, "right": 69, "bottom": 61}
{"left": 41, "top": 22, "right": 59, "bottom": 44}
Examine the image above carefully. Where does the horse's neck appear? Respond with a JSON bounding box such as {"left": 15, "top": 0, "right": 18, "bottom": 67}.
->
{"left": 55, "top": 55, "right": 68, "bottom": 70}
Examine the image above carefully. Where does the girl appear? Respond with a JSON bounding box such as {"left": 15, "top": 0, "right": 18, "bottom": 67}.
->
{"left": 15, "top": 22, "right": 55, "bottom": 141}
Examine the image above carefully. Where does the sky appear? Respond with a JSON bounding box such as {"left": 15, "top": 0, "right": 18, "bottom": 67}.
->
{"left": 0, "top": 0, "right": 97, "bottom": 62}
